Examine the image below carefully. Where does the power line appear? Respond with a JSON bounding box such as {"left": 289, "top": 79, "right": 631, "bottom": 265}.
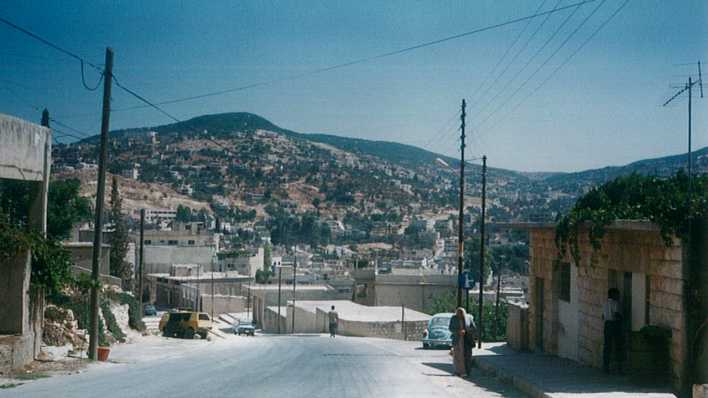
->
{"left": 472, "top": 0, "right": 585, "bottom": 123}
{"left": 468, "top": 0, "right": 550, "bottom": 108}
{"left": 484, "top": 0, "right": 629, "bottom": 133}
{"left": 0, "top": 16, "right": 102, "bottom": 72}
{"left": 112, "top": 75, "right": 180, "bottom": 122}
{"left": 475, "top": 0, "right": 610, "bottom": 131}
{"left": 108, "top": 0, "right": 598, "bottom": 112}
{"left": 1, "top": 85, "right": 94, "bottom": 138}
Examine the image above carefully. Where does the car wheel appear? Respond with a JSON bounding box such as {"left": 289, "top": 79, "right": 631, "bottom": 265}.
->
{"left": 423, "top": 343, "right": 429, "bottom": 349}
{"left": 183, "top": 328, "right": 195, "bottom": 339}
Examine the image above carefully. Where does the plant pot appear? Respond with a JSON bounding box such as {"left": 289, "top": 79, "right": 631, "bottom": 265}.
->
{"left": 97, "top": 347, "right": 110, "bottom": 362}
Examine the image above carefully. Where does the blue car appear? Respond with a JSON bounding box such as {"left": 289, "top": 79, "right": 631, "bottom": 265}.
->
{"left": 233, "top": 319, "right": 256, "bottom": 336}
{"left": 422, "top": 313, "right": 453, "bottom": 349}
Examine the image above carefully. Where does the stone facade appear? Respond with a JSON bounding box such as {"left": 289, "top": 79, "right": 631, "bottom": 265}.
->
{"left": 525, "top": 222, "right": 691, "bottom": 392}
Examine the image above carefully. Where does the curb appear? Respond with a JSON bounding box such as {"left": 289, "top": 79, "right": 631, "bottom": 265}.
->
{"left": 473, "top": 357, "right": 551, "bottom": 398}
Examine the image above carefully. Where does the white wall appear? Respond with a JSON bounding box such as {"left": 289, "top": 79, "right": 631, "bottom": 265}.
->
{"left": 558, "top": 264, "right": 579, "bottom": 361}
{"left": 631, "top": 272, "right": 647, "bottom": 331}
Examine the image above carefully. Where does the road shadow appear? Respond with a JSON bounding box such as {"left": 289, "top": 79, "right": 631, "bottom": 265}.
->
{"left": 421, "top": 362, "right": 526, "bottom": 397}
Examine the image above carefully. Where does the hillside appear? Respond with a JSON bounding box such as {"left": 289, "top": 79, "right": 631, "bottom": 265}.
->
{"left": 56, "top": 112, "right": 707, "bottom": 229}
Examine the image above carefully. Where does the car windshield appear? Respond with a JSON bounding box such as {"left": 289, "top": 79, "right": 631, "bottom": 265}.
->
{"left": 430, "top": 316, "right": 451, "bottom": 327}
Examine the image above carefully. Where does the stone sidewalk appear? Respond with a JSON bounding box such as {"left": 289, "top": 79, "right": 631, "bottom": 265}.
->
{"left": 472, "top": 343, "right": 676, "bottom": 398}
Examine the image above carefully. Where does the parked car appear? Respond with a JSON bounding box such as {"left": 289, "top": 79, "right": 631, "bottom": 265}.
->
{"left": 422, "top": 313, "right": 453, "bottom": 349}
{"left": 160, "top": 311, "right": 213, "bottom": 339}
{"left": 233, "top": 319, "right": 256, "bottom": 336}
{"left": 143, "top": 304, "right": 158, "bottom": 316}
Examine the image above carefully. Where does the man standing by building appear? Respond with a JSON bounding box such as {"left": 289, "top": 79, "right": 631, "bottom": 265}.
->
{"left": 328, "top": 305, "right": 339, "bottom": 338}
{"left": 603, "top": 288, "right": 624, "bottom": 374}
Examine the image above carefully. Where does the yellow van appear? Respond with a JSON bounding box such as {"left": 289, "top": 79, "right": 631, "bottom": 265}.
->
{"left": 160, "top": 311, "right": 212, "bottom": 339}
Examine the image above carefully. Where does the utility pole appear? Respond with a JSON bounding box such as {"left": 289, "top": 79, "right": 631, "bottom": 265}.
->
{"left": 456, "top": 99, "right": 466, "bottom": 308}
{"left": 277, "top": 266, "right": 282, "bottom": 334}
{"left": 138, "top": 209, "right": 145, "bottom": 311}
{"left": 495, "top": 269, "right": 502, "bottom": 340}
{"left": 401, "top": 304, "right": 406, "bottom": 341}
{"left": 211, "top": 255, "right": 215, "bottom": 323}
{"left": 88, "top": 48, "right": 113, "bottom": 361}
{"left": 478, "top": 155, "right": 487, "bottom": 349}
{"left": 196, "top": 265, "right": 200, "bottom": 311}
{"left": 662, "top": 62, "right": 703, "bottom": 395}
{"left": 291, "top": 246, "right": 297, "bottom": 334}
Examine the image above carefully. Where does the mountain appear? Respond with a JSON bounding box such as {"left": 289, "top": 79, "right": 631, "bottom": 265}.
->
{"left": 58, "top": 112, "right": 707, "bottom": 226}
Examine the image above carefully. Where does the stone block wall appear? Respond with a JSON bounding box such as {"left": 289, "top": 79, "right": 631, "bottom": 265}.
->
{"left": 528, "top": 229, "right": 559, "bottom": 355}
{"left": 528, "top": 225, "right": 689, "bottom": 392}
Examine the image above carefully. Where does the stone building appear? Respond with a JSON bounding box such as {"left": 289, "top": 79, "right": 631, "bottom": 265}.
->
{"left": 513, "top": 220, "right": 706, "bottom": 394}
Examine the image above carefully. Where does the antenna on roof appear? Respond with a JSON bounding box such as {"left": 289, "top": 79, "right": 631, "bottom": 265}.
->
{"left": 698, "top": 61, "right": 704, "bottom": 98}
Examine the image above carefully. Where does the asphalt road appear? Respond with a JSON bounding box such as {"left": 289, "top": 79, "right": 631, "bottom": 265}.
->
{"left": 2, "top": 335, "right": 524, "bottom": 398}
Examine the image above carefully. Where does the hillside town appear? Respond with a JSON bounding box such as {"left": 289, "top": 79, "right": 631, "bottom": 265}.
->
{"left": 1, "top": 2, "right": 707, "bottom": 398}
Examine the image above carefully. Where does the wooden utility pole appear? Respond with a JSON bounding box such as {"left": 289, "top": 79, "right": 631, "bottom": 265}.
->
{"left": 456, "top": 99, "right": 466, "bottom": 308}
{"left": 291, "top": 247, "right": 297, "bottom": 334}
{"left": 138, "top": 209, "right": 145, "bottom": 311}
{"left": 477, "top": 155, "right": 487, "bottom": 349}
{"left": 277, "top": 266, "right": 282, "bottom": 334}
{"left": 88, "top": 48, "right": 113, "bottom": 360}
{"left": 495, "top": 270, "right": 502, "bottom": 340}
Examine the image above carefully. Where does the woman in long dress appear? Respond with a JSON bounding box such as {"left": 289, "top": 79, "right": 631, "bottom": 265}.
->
{"left": 449, "top": 307, "right": 468, "bottom": 376}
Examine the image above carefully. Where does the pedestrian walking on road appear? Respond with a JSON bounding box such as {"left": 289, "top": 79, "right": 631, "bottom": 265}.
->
{"left": 328, "top": 305, "right": 339, "bottom": 338}
{"left": 602, "top": 288, "right": 624, "bottom": 374}
{"left": 449, "top": 307, "right": 474, "bottom": 377}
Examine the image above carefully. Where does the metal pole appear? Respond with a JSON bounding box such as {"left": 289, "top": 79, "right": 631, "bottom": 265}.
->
{"left": 478, "top": 155, "right": 487, "bottom": 348}
{"left": 139, "top": 209, "right": 145, "bottom": 310}
{"left": 277, "top": 266, "right": 282, "bottom": 334}
{"left": 88, "top": 48, "right": 113, "bottom": 360}
{"left": 457, "top": 99, "right": 466, "bottom": 308}
{"left": 292, "top": 247, "right": 297, "bottom": 334}
{"left": 211, "top": 256, "right": 215, "bottom": 322}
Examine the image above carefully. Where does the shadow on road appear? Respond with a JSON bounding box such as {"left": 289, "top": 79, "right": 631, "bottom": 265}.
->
{"left": 421, "top": 362, "right": 526, "bottom": 397}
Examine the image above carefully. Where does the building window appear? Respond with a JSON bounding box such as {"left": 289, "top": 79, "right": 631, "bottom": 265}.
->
{"left": 144, "top": 240, "right": 152, "bottom": 245}
{"left": 168, "top": 240, "right": 178, "bottom": 246}
{"left": 188, "top": 240, "right": 195, "bottom": 245}
{"left": 559, "top": 262, "right": 571, "bottom": 302}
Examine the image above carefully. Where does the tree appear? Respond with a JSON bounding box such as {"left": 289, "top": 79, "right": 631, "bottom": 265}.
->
{"left": 47, "top": 179, "right": 92, "bottom": 240}
{"left": 109, "top": 177, "right": 132, "bottom": 290}
{"left": 175, "top": 205, "right": 192, "bottom": 223}
{"left": 263, "top": 242, "right": 272, "bottom": 272}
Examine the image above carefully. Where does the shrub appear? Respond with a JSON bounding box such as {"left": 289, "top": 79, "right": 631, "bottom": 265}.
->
{"left": 100, "top": 299, "right": 126, "bottom": 343}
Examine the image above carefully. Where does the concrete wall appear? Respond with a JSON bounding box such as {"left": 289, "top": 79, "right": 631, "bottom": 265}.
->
{"left": 143, "top": 245, "right": 215, "bottom": 274}
{"left": 528, "top": 226, "right": 690, "bottom": 391}
{"left": 373, "top": 274, "right": 456, "bottom": 313}
{"left": 0, "top": 114, "right": 50, "bottom": 372}
{"left": 506, "top": 302, "right": 529, "bottom": 351}
{"left": 313, "top": 307, "right": 427, "bottom": 340}
{"left": 0, "top": 114, "right": 49, "bottom": 182}
{"left": 64, "top": 244, "right": 112, "bottom": 280}
{"left": 199, "top": 294, "right": 247, "bottom": 315}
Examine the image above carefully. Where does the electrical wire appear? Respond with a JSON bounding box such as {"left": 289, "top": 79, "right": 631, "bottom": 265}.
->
{"left": 472, "top": 0, "right": 584, "bottom": 124}
{"left": 106, "top": 0, "right": 598, "bottom": 112}
{"left": 468, "top": 0, "right": 550, "bottom": 108}
{"left": 81, "top": 60, "right": 104, "bottom": 91}
{"left": 484, "top": 0, "right": 629, "bottom": 133}
{"left": 475, "top": 0, "right": 610, "bottom": 131}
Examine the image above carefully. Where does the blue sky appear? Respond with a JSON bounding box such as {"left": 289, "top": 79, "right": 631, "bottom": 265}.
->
{"left": 1, "top": 1, "right": 707, "bottom": 172}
